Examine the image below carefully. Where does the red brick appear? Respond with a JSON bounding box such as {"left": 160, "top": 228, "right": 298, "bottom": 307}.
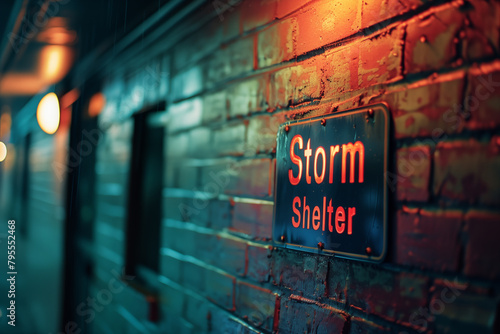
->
{"left": 373, "top": 75, "right": 466, "bottom": 139}
{"left": 433, "top": 139, "right": 500, "bottom": 205}
{"left": 323, "top": 44, "right": 357, "bottom": 99}
{"left": 235, "top": 281, "right": 277, "bottom": 331}
{"left": 295, "top": 0, "right": 361, "bottom": 55}
{"left": 276, "top": 0, "right": 312, "bottom": 18}
{"left": 463, "top": 0, "right": 500, "bottom": 61}
{"left": 395, "top": 209, "right": 462, "bottom": 272}
{"left": 232, "top": 202, "right": 273, "bottom": 239}
{"left": 241, "top": 0, "right": 277, "bottom": 32}
{"left": 404, "top": 6, "right": 464, "bottom": 75}
{"left": 358, "top": 27, "right": 404, "bottom": 88}
{"left": 269, "top": 56, "right": 323, "bottom": 110}
{"left": 271, "top": 250, "right": 328, "bottom": 298}
{"left": 278, "top": 297, "right": 346, "bottom": 334}
{"left": 464, "top": 211, "right": 500, "bottom": 280}
{"left": 349, "top": 264, "right": 429, "bottom": 324}
{"left": 258, "top": 18, "right": 296, "bottom": 68}
{"left": 396, "top": 145, "right": 431, "bottom": 202}
{"left": 361, "top": 0, "right": 424, "bottom": 30}
{"left": 466, "top": 62, "right": 500, "bottom": 130}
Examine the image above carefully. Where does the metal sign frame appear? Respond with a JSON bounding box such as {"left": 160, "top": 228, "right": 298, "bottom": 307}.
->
{"left": 272, "top": 104, "right": 390, "bottom": 262}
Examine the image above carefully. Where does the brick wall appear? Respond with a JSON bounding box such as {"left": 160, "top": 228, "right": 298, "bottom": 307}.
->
{"left": 91, "top": 0, "right": 500, "bottom": 333}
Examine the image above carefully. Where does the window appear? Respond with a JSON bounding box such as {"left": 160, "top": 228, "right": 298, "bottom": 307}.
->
{"left": 124, "top": 108, "right": 164, "bottom": 279}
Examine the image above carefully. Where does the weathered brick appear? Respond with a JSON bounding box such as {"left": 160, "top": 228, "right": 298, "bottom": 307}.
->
{"left": 210, "top": 306, "right": 260, "bottom": 334}
{"left": 466, "top": 62, "right": 500, "bottom": 130}
{"left": 396, "top": 145, "right": 431, "bottom": 202}
{"left": 271, "top": 250, "right": 328, "bottom": 298}
{"left": 236, "top": 158, "right": 273, "bottom": 197}
{"left": 463, "top": 0, "right": 500, "bottom": 61}
{"left": 404, "top": 6, "right": 464, "bottom": 75}
{"left": 278, "top": 297, "right": 346, "bottom": 334}
{"left": 202, "top": 90, "right": 227, "bottom": 124}
{"left": 213, "top": 122, "right": 247, "bottom": 156}
{"left": 433, "top": 138, "right": 500, "bottom": 205}
{"left": 395, "top": 209, "right": 462, "bottom": 272}
{"left": 373, "top": 75, "right": 466, "bottom": 139}
{"left": 232, "top": 202, "right": 273, "bottom": 239}
{"left": 247, "top": 245, "right": 271, "bottom": 283}
{"left": 210, "top": 236, "right": 247, "bottom": 276}
{"left": 246, "top": 114, "right": 285, "bottom": 153}
{"left": 205, "top": 269, "right": 236, "bottom": 310}
{"left": 358, "top": 27, "right": 403, "bottom": 88}
{"left": 326, "top": 259, "right": 349, "bottom": 303}
{"left": 361, "top": 0, "right": 424, "bottom": 31}
{"left": 258, "top": 18, "right": 296, "bottom": 68}
{"left": 295, "top": 0, "right": 361, "bottom": 55}
{"left": 323, "top": 45, "right": 357, "bottom": 99}
{"left": 464, "top": 210, "right": 500, "bottom": 280}
{"left": 349, "top": 264, "right": 429, "bottom": 324}
{"left": 235, "top": 281, "right": 277, "bottom": 331}
{"left": 431, "top": 288, "right": 498, "bottom": 334}
{"left": 207, "top": 37, "right": 254, "bottom": 86}
{"left": 227, "top": 75, "right": 268, "bottom": 117}
{"left": 270, "top": 56, "right": 323, "bottom": 109}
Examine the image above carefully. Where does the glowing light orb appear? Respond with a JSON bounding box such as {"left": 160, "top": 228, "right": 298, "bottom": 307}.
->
{"left": 88, "top": 93, "right": 106, "bottom": 117}
{"left": 0, "top": 141, "right": 7, "bottom": 162}
{"left": 37, "top": 93, "right": 60, "bottom": 134}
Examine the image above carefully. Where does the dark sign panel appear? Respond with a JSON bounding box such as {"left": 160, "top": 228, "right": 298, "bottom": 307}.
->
{"left": 273, "top": 104, "right": 389, "bottom": 262}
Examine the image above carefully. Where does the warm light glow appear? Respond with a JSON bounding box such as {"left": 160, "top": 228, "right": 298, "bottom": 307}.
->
{"left": 37, "top": 93, "right": 60, "bottom": 134}
{"left": 60, "top": 88, "right": 80, "bottom": 109}
{"left": 88, "top": 93, "right": 106, "bottom": 117}
{"left": 0, "top": 141, "right": 6, "bottom": 162}
{"left": 37, "top": 27, "right": 77, "bottom": 45}
{"left": 0, "top": 111, "right": 11, "bottom": 138}
{"left": 39, "top": 45, "right": 73, "bottom": 84}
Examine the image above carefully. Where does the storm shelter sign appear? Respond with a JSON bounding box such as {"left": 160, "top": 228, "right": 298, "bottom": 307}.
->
{"left": 273, "top": 105, "right": 389, "bottom": 262}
